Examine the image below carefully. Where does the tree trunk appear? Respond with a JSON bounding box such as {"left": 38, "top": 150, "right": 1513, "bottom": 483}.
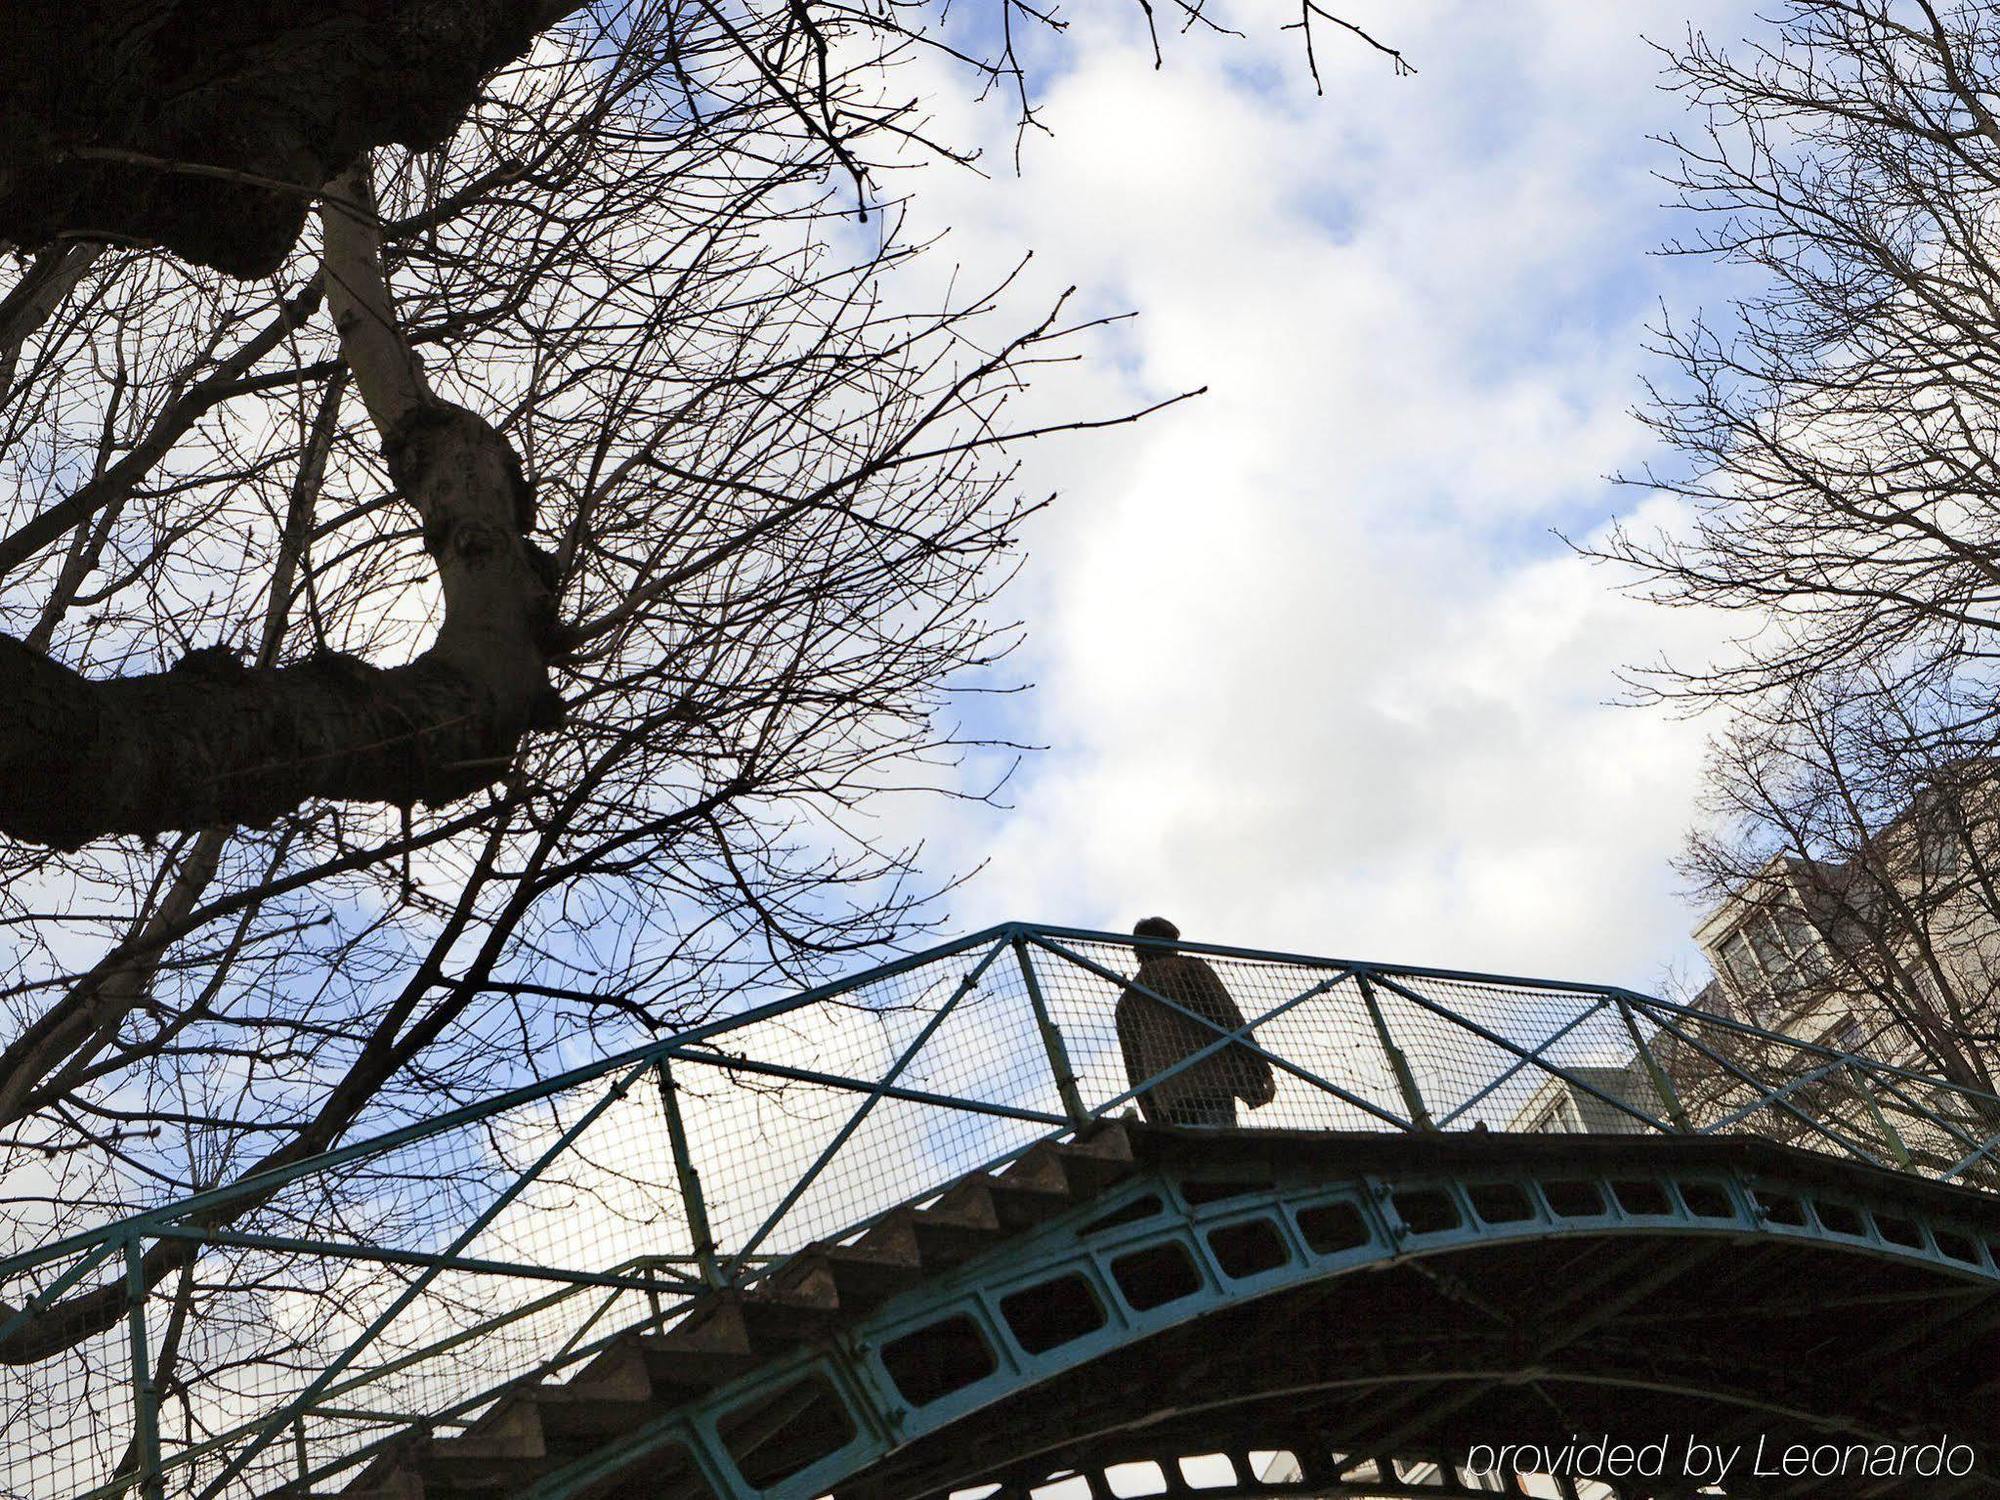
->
{"left": 0, "top": 162, "right": 564, "bottom": 850}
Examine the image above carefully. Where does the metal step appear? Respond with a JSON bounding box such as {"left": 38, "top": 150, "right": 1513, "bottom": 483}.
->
{"left": 342, "top": 1129, "right": 1130, "bottom": 1499}
{"left": 634, "top": 1302, "right": 763, "bottom": 1399}
{"left": 896, "top": 1194, "right": 1004, "bottom": 1269}
{"left": 314, "top": 1469, "right": 426, "bottom": 1500}
{"left": 588, "top": 1438, "right": 712, "bottom": 1500}
{"left": 737, "top": 1275, "right": 844, "bottom": 1348}
{"left": 772, "top": 1240, "right": 926, "bottom": 1315}
{"left": 983, "top": 1147, "right": 1086, "bottom": 1230}
{"left": 413, "top": 1447, "right": 550, "bottom": 1496}
{"left": 1048, "top": 1125, "right": 1136, "bottom": 1197}
{"left": 327, "top": 1487, "right": 425, "bottom": 1500}
{"left": 531, "top": 1386, "right": 665, "bottom": 1452}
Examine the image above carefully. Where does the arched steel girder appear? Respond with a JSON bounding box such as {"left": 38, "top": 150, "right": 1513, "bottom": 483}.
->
{"left": 511, "top": 1130, "right": 2000, "bottom": 1500}
{"left": 924, "top": 1440, "right": 1594, "bottom": 1500}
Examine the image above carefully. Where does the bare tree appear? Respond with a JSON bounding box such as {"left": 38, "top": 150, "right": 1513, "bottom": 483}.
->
{"left": 1605, "top": 1, "right": 2000, "bottom": 713}
{"left": 1677, "top": 674, "right": 2000, "bottom": 1116}
{"left": 1596, "top": 1, "right": 2000, "bottom": 1091}
{"left": 0, "top": 0, "right": 1400, "bottom": 1384}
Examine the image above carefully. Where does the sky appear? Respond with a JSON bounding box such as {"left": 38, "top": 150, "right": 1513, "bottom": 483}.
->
{"left": 863, "top": 0, "right": 1765, "bottom": 994}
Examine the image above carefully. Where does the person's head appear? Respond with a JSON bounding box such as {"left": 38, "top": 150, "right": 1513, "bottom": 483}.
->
{"left": 1133, "top": 916, "right": 1180, "bottom": 956}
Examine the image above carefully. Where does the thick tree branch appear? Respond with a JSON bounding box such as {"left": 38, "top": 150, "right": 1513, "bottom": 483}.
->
{"left": 0, "top": 755, "right": 567, "bottom": 1363}
{"left": 0, "top": 164, "right": 566, "bottom": 850}
{"left": 0, "top": 1, "right": 551, "bottom": 276}
{"left": 0, "top": 830, "right": 227, "bottom": 1130}
{"left": 0, "top": 244, "right": 101, "bottom": 405}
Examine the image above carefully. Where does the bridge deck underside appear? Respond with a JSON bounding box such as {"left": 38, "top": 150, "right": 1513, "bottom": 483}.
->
{"left": 344, "top": 1129, "right": 2000, "bottom": 1500}
{"left": 838, "top": 1131, "right": 2000, "bottom": 1500}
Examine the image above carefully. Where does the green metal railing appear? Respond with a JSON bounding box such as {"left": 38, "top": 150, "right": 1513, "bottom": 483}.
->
{"left": 4, "top": 921, "right": 1998, "bottom": 1499}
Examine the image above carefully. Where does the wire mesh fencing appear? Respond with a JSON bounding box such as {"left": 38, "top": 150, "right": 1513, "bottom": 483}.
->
{"left": 5, "top": 921, "right": 1999, "bottom": 1499}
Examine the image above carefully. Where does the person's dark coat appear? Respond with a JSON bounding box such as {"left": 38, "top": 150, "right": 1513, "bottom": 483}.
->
{"left": 1116, "top": 952, "right": 1276, "bottom": 1119}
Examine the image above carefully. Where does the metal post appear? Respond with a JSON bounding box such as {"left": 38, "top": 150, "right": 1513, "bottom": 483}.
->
{"left": 292, "top": 1416, "right": 311, "bottom": 1486}
{"left": 1014, "top": 936, "right": 1088, "bottom": 1129}
{"left": 1357, "top": 974, "right": 1434, "bottom": 1131}
{"left": 1849, "top": 1062, "right": 1913, "bottom": 1169}
{"left": 200, "top": 1059, "right": 658, "bottom": 1499}
{"left": 656, "top": 1061, "right": 722, "bottom": 1288}
{"left": 1616, "top": 996, "right": 1691, "bottom": 1132}
{"left": 123, "top": 1236, "right": 164, "bottom": 1500}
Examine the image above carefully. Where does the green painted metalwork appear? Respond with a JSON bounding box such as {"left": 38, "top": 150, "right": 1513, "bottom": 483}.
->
{"left": 1015, "top": 936, "right": 1088, "bottom": 1128}
{"left": 7, "top": 921, "right": 2000, "bottom": 1500}
{"left": 0, "top": 1233, "right": 120, "bottom": 1352}
{"left": 1358, "top": 973, "right": 1434, "bottom": 1130}
{"left": 191, "top": 1057, "right": 659, "bottom": 1500}
{"left": 123, "top": 1237, "right": 163, "bottom": 1500}
{"left": 726, "top": 938, "right": 1013, "bottom": 1278}
{"left": 1026, "top": 934, "right": 1401, "bottom": 1128}
{"left": 1616, "top": 993, "right": 1691, "bottom": 1131}
{"left": 1852, "top": 1060, "right": 1916, "bottom": 1168}
{"left": 1434, "top": 1000, "right": 1602, "bottom": 1128}
{"left": 955, "top": 1440, "right": 1604, "bottom": 1500}
{"left": 512, "top": 1141, "right": 2000, "bottom": 1500}
{"left": 14, "top": 927, "right": 1014, "bottom": 1282}
{"left": 1033, "top": 954, "right": 1358, "bottom": 1128}
{"left": 657, "top": 1061, "right": 723, "bottom": 1289}
{"left": 83, "top": 1261, "right": 716, "bottom": 1500}
{"left": 1368, "top": 971, "right": 1670, "bottom": 1134}
{"left": 148, "top": 1224, "right": 700, "bottom": 1293}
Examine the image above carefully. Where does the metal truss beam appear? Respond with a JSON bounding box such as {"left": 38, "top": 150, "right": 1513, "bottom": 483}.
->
{"left": 501, "top": 1132, "right": 2000, "bottom": 1500}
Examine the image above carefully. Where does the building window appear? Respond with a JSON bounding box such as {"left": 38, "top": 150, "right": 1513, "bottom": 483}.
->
{"left": 1713, "top": 903, "right": 1828, "bottom": 1020}
{"left": 1719, "top": 930, "right": 1762, "bottom": 995}
{"left": 1526, "top": 1095, "right": 1582, "bottom": 1134}
{"left": 1916, "top": 808, "right": 1963, "bottom": 881}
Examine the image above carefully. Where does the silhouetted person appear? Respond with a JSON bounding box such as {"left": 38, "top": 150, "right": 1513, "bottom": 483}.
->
{"left": 1117, "top": 916, "right": 1276, "bottom": 1127}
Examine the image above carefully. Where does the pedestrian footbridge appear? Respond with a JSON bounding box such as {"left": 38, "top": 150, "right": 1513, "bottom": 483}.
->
{"left": 5, "top": 924, "right": 1998, "bottom": 1499}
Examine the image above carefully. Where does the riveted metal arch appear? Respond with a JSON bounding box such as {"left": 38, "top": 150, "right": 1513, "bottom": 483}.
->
{"left": 509, "top": 1139, "right": 2000, "bottom": 1500}
{"left": 945, "top": 1441, "right": 1618, "bottom": 1500}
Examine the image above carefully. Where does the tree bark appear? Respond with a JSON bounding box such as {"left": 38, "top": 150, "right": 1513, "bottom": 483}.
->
{"left": 0, "top": 163, "right": 564, "bottom": 850}
{"left": 0, "top": 1, "right": 550, "bottom": 276}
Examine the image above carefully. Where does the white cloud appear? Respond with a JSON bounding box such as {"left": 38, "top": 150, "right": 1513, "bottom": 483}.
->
{"left": 866, "top": 3, "right": 1760, "bottom": 991}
